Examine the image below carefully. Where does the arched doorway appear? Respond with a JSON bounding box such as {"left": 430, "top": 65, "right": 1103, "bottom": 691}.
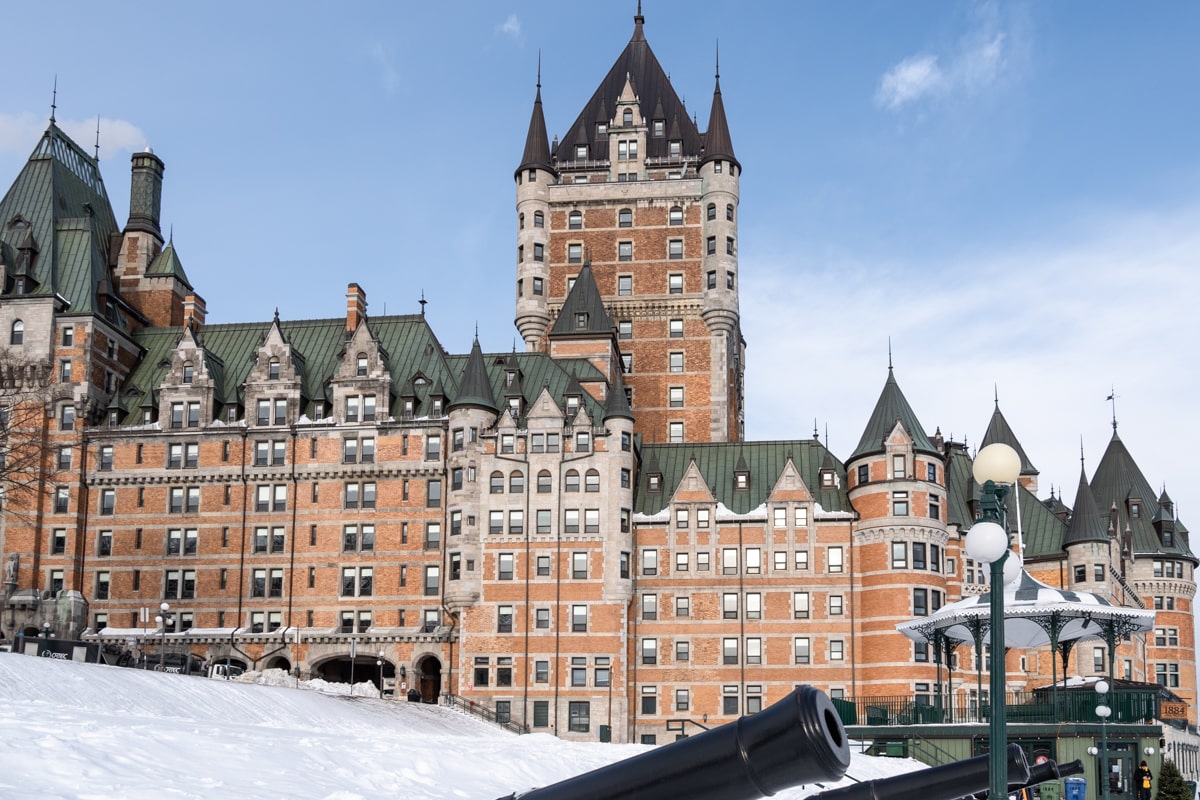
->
{"left": 263, "top": 655, "right": 291, "bottom": 673}
{"left": 416, "top": 655, "right": 442, "bottom": 702}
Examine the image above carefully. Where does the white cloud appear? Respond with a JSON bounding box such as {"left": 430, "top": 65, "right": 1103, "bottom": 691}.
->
{"left": 0, "top": 112, "right": 146, "bottom": 158}
{"left": 875, "top": 7, "right": 1020, "bottom": 111}
{"left": 368, "top": 43, "right": 400, "bottom": 94}
{"left": 497, "top": 13, "right": 521, "bottom": 41}
{"left": 875, "top": 55, "right": 945, "bottom": 110}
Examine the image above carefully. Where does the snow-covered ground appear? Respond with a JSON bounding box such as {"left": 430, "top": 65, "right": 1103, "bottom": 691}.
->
{"left": 0, "top": 654, "right": 921, "bottom": 799}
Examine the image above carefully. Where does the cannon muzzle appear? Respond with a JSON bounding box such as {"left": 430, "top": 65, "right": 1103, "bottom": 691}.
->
{"left": 814, "top": 743, "right": 1030, "bottom": 800}
{"left": 497, "top": 685, "right": 850, "bottom": 800}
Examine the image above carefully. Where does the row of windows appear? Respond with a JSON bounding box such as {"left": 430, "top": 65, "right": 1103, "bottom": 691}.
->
{"left": 891, "top": 542, "right": 944, "bottom": 572}
{"left": 631, "top": 636, "right": 844, "bottom": 666}
{"left": 486, "top": 468, "right": 630, "bottom": 494}
{"left": 520, "top": 202, "right": 736, "bottom": 232}
{"left": 633, "top": 591, "right": 849, "bottom": 622}
{"left": 92, "top": 607, "right": 445, "bottom": 636}
{"left": 640, "top": 547, "right": 831, "bottom": 576}
{"left": 857, "top": 458, "right": 940, "bottom": 485}
{"left": 483, "top": 508, "right": 631, "bottom": 536}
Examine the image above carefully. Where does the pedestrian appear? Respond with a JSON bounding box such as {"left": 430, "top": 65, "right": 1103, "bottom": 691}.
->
{"left": 1135, "top": 760, "right": 1152, "bottom": 800}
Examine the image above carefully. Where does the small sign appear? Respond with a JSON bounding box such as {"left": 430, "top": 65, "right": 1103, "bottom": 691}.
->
{"left": 1161, "top": 702, "right": 1188, "bottom": 719}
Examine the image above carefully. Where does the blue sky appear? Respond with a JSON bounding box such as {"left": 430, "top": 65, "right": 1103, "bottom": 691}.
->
{"left": 2, "top": 1, "right": 1197, "bottom": 527}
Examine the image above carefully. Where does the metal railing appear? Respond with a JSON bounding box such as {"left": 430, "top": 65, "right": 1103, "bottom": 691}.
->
{"left": 448, "top": 695, "right": 529, "bottom": 735}
{"left": 833, "top": 689, "right": 1159, "bottom": 727}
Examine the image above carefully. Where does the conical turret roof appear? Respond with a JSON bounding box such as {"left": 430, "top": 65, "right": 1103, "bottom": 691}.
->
{"left": 603, "top": 373, "right": 634, "bottom": 423}
{"left": 1064, "top": 465, "right": 1107, "bottom": 545}
{"left": 850, "top": 367, "right": 938, "bottom": 461}
{"left": 449, "top": 337, "right": 498, "bottom": 413}
{"left": 146, "top": 238, "right": 193, "bottom": 290}
{"left": 981, "top": 401, "right": 1037, "bottom": 475}
{"left": 516, "top": 82, "right": 554, "bottom": 177}
{"left": 1092, "top": 430, "right": 1194, "bottom": 559}
{"left": 701, "top": 74, "right": 739, "bottom": 170}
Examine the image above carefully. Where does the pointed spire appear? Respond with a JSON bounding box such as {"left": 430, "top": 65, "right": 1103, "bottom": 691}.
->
{"left": 449, "top": 337, "right": 498, "bottom": 413}
{"left": 1065, "top": 460, "right": 1107, "bottom": 546}
{"left": 548, "top": 263, "right": 615, "bottom": 337}
{"left": 1106, "top": 386, "right": 1119, "bottom": 433}
{"left": 700, "top": 49, "right": 738, "bottom": 170}
{"left": 633, "top": 1, "right": 645, "bottom": 40}
{"left": 94, "top": 115, "right": 101, "bottom": 161}
{"left": 516, "top": 60, "right": 554, "bottom": 178}
{"left": 50, "top": 76, "right": 57, "bottom": 124}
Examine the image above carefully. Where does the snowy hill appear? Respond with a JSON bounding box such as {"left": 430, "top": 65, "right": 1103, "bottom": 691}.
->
{"left": 0, "top": 654, "right": 920, "bottom": 799}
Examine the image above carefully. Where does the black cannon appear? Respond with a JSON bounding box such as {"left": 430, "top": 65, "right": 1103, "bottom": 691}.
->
{"left": 496, "top": 685, "right": 851, "bottom": 800}
{"left": 810, "top": 743, "right": 1030, "bottom": 800}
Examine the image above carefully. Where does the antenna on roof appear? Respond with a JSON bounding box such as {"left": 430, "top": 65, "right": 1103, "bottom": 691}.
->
{"left": 94, "top": 115, "right": 101, "bottom": 161}
{"left": 50, "top": 76, "right": 58, "bottom": 124}
{"left": 1105, "top": 386, "right": 1119, "bottom": 432}
{"left": 419, "top": 290, "right": 427, "bottom": 316}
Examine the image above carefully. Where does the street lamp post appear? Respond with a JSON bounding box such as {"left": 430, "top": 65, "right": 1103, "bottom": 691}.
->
{"left": 377, "top": 651, "right": 385, "bottom": 699}
{"left": 965, "top": 442, "right": 1022, "bottom": 800}
{"left": 1095, "top": 680, "right": 1112, "bottom": 800}
{"left": 41, "top": 622, "right": 51, "bottom": 655}
{"left": 157, "top": 601, "right": 170, "bottom": 670}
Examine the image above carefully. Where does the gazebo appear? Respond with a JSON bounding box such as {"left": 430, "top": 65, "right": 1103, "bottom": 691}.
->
{"left": 897, "top": 570, "right": 1156, "bottom": 720}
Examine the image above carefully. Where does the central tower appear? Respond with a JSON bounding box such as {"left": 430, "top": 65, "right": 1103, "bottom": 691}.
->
{"left": 515, "top": 10, "right": 745, "bottom": 444}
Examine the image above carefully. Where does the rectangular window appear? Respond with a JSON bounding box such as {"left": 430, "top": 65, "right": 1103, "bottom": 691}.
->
{"left": 668, "top": 352, "right": 684, "bottom": 373}
{"left": 892, "top": 491, "right": 909, "bottom": 516}
{"left": 794, "top": 592, "right": 810, "bottom": 619}
{"left": 571, "top": 605, "right": 587, "bottom": 633}
{"left": 827, "top": 547, "right": 843, "bottom": 573}
{"left": 723, "top": 638, "right": 739, "bottom": 665}
{"left": 642, "top": 548, "right": 657, "bottom": 576}
{"left": 618, "top": 241, "right": 632, "bottom": 262}
{"left": 668, "top": 243, "right": 683, "bottom": 263}
{"left": 795, "top": 550, "right": 809, "bottom": 570}
{"left": 722, "top": 548, "right": 738, "bottom": 575}
{"left": 830, "top": 640, "right": 845, "bottom": 661}
{"left": 642, "top": 638, "right": 658, "bottom": 665}
{"left": 568, "top": 702, "right": 590, "bottom": 733}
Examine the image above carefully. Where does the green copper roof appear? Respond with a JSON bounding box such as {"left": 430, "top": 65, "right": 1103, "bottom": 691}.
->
{"left": 0, "top": 124, "right": 120, "bottom": 319}
{"left": 636, "top": 439, "right": 851, "bottom": 516}
{"left": 981, "top": 402, "right": 1037, "bottom": 475}
{"left": 850, "top": 367, "right": 938, "bottom": 461}
{"left": 1091, "top": 431, "right": 1194, "bottom": 560}
{"left": 145, "top": 239, "right": 192, "bottom": 289}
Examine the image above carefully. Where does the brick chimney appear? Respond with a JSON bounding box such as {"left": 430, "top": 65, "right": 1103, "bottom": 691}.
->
{"left": 126, "top": 148, "right": 165, "bottom": 237}
{"left": 183, "top": 293, "right": 207, "bottom": 332}
{"left": 346, "top": 283, "right": 367, "bottom": 332}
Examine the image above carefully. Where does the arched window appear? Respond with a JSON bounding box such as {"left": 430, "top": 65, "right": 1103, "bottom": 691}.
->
{"left": 568, "top": 211, "right": 582, "bottom": 230}
{"left": 534, "top": 211, "right": 545, "bottom": 228}
{"left": 182, "top": 362, "right": 194, "bottom": 384}
{"left": 707, "top": 203, "right": 717, "bottom": 221}
{"left": 726, "top": 204, "right": 734, "bottom": 221}
{"left": 490, "top": 471, "right": 504, "bottom": 494}
{"left": 669, "top": 206, "right": 683, "bottom": 226}
{"left": 268, "top": 358, "right": 280, "bottom": 380}
{"left": 519, "top": 212, "right": 525, "bottom": 229}
{"left": 356, "top": 353, "right": 368, "bottom": 377}
{"left": 537, "top": 470, "right": 552, "bottom": 493}
{"left": 10, "top": 320, "right": 23, "bottom": 345}
{"left": 618, "top": 208, "right": 632, "bottom": 228}
{"left": 622, "top": 108, "right": 633, "bottom": 126}
{"left": 565, "top": 469, "right": 580, "bottom": 492}
{"left": 509, "top": 471, "right": 525, "bottom": 493}
{"left": 585, "top": 469, "right": 600, "bottom": 492}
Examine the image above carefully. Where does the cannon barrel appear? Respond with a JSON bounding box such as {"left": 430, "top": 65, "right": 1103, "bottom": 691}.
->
{"left": 497, "top": 685, "right": 851, "bottom": 800}
{"left": 813, "top": 743, "right": 1029, "bottom": 800}
{"left": 960, "top": 756, "right": 1085, "bottom": 799}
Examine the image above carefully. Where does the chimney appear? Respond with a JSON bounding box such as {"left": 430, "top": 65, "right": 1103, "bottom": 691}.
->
{"left": 183, "top": 293, "right": 207, "bottom": 332}
{"left": 126, "top": 148, "right": 166, "bottom": 237}
{"left": 346, "top": 283, "right": 367, "bottom": 332}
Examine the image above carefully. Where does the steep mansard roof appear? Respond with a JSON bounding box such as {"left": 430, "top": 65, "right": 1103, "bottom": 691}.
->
{"left": 850, "top": 367, "right": 939, "bottom": 461}
{"left": 145, "top": 238, "right": 192, "bottom": 290}
{"left": 0, "top": 123, "right": 122, "bottom": 321}
{"left": 635, "top": 440, "right": 851, "bottom": 517}
{"left": 1091, "top": 430, "right": 1194, "bottom": 560}
{"left": 981, "top": 402, "right": 1037, "bottom": 476}
{"left": 553, "top": 13, "right": 703, "bottom": 165}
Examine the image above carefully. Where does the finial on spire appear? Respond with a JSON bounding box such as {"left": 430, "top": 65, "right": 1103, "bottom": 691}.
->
{"left": 419, "top": 290, "right": 427, "bottom": 316}
{"left": 273, "top": 307, "right": 280, "bottom": 324}
{"left": 824, "top": 423, "right": 830, "bottom": 447}
{"left": 50, "top": 76, "right": 58, "bottom": 124}
{"left": 94, "top": 115, "right": 101, "bottom": 161}
{"left": 474, "top": 322, "right": 479, "bottom": 340}
{"left": 994, "top": 384, "right": 999, "bottom": 408}
{"left": 813, "top": 418, "right": 818, "bottom": 439}
{"left": 169, "top": 224, "right": 174, "bottom": 244}
{"left": 887, "top": 337, "right": 893, "bottom": 371}
{"left": 715, "top": 40, "right": 720, "bottom": 80}
{"left": 1080, "top": 435, "right": 1085, "bottom": 467}
{"left": 537, "top": 50, "right": 542, "bottom": 90}
{"left": 1105, "top": 386, "right": 1119, "bottom": 432}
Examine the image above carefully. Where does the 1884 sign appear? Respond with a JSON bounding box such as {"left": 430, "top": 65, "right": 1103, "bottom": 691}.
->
{"left": 1161, "top": 702, "right": 1188, "bottom": 719}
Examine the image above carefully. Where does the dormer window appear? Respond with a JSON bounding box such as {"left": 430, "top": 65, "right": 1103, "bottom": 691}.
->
{"left": 182, "top": 363, "right": 194, "bottom": 384}
{"left": 268, "top": 359, "right": 280, "bottom": 380}
{"left": 653, "top": 120, "right": 664, "bottom": 137}
{"left": 565, "top": 395, "right": 580, "bottom": 415}
{"left": 356, "top": 354, "right": 368, "bottom": 377}
{"left": 575, "top": 313, "right": 588, "bottom": 329}
{"left": 432, "top": 399, "right": 443, "bottom": 416}
{"left": 575, "top": 145, "right": 588, "bottom": 160}
{"left": 596, "top": 123, "right": 607, "bottom": 137}
{"left": 735, "top": 472, "right": 749, "bottom": 490}
{"left": 648, "top": 474, "right": 662, "bottom": 492}
{"left": 1131, "top": 502, "right": 1140, "bottom": 519}
{"left": 669, "top": 141, "right": 682, "bottom": 158}
{"left": 623, "top": 108, "right": 633, "bottom": 127}
{"left": 507, "top": 397, "right": 521, "bottom": 417}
